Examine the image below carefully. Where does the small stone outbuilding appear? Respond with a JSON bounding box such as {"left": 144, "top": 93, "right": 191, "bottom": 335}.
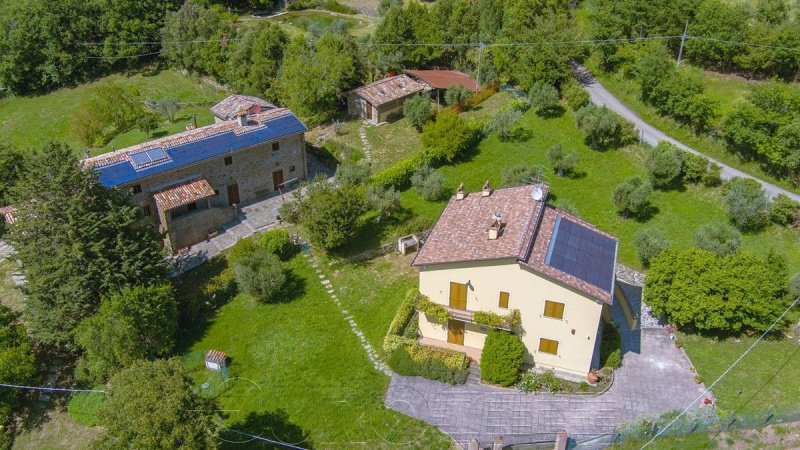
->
{"left": 345, "top": 74, "right": 429, "bottom": 124}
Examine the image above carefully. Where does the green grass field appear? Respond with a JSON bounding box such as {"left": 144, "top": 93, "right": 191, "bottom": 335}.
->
{"left": 176, "top": 250, "right": 450, "bottom": 448}
{"left": 261, "top": 10, "right": 376, "bottom": 38}
{"left": 0, "top": 69, "right": 227, "bottom": 155}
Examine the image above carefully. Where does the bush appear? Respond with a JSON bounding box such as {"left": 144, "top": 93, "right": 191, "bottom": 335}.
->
{"left": 411, "top": 165, "right": 447, "bottom": 201}
{"left": 646, "top": 142, "right": 684, "bottom": 188}
{"left": 694, "top": 221, "right": 741, "bottom": 257}
{"left": 484, "top": 108, "right": 523, "bottom": 141}
{"left": 769, "top": 194, "right": 799, "bottom": 225}
{"left": 561, "top": 78, "right": 590, "bottom": 110}
{"left": 612, "top": 176, "right": 653, "bottom": 218}
{"left": 258, "top": 229, "right": 297, "bottom": 260}
{"left": 421, "top": 111, "right": 477, "bottom": 164}
{"left": 291, "top": 181, "right": 366, "bottom": 251}
{"left": 228, "top": 238, "right": 257, "bottom": 264}
{"left": 444, "top": 86, "right": 472, "bottom": 106}
{"left": 234, "top": 249, "right": 286, "bottom": 303}
{"left": 633, "top": 227, "right": 671, "bottom": 268}
{"left": 403, "top": 94, "right": 432, "bottom": 131}
{"left": 681, "top": 152, "right": 710, "bottom": 183}
{"left": 387, "top": 344, "right": 469, "bottom": 384}
{"left": 546, "top": 145, "right": 579, "bottom": 177}
{"left": 517, "top": 370, "right": 564, "bottom": 393}
{"left": 480, "top": 330, "right": 525, "bottom": 386}
{"left": 722, "top": 177, "right": 769, "bottom": 231}
{"left": 790, "top": 273, "right": 800, "bottom": 299}
{"left": 336, "top": 161, "right": 370, "bottom": 186}
{"left": 529, "top": 82, "right": 560, "bottom": 115}
{"left": 600, "top": 325, "right": 622, "bottom": 370}
{"left": 371, "top": 152, "right": 425, "bottom": 189}
{"left": 702, "top": 163, "right": 723, "bottom": 187}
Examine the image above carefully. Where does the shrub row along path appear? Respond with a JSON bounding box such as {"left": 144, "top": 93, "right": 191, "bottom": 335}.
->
{"left": 385, "top": 288, "right": 706, "bottom": 449}
{"left": 302, "top": 245, "right": 392, "bottom": 377}
{"left": 575, "top": 65, "right": 800, "bottom": 202}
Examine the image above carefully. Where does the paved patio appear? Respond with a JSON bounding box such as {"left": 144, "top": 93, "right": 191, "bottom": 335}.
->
{"left": 384, "top": 285, "right": 708, "bottom": 449}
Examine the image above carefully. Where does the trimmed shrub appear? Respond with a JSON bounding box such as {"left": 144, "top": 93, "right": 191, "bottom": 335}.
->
{"left": 633, "top": 227, "right": 671, "bottom": 268}
{"left": 387, "top": 290, "right": 417, "bottom": 337}
{"left": 411, "top": 165, "right": 447, "bottom": 201}
{"left": 480, "top": 330, "right": 525, "bottom": 386}
{"left": 258, "top": 229, "right": 297, "bottom": 260}
{"left": 417, "top": 295, "right": 451, "bottom": 323}
{"left": 387, "top": 344, "right": 469, "bottom": 384}
{"left": 371, "top": 153, "right": 423, "bottom": 188}
{"left": 234, "top": 249, "right": 286, "bottom": 303}
{"left": 694, "top": 221, "right": 741, "bottom": 257}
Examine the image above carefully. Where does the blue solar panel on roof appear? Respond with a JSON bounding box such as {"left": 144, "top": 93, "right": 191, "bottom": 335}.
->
{"left": 129, "top": 147, "right": 170, "bottom": 170}
{"left": 545, "top": 216, "right": 617, "bottom": 292}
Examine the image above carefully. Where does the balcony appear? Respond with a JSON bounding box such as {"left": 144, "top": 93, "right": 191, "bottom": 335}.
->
{"left": 444, "top": 305, "right": 513, "bottom": 331}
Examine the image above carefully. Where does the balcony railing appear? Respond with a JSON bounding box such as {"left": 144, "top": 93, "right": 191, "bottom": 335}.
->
{"left": 444, "top": 306, "right": 513, "bottom": 330}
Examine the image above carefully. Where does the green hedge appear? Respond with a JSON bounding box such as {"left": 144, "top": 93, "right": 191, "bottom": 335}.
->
{"left": 387, "top": 344, "right": 469, "bottom": 384}
{"left": 382, "top": 289, "right": 419, "bottom": 353}
{"left": 480, "top": 329, "right": 525, "bottom": 386}
{"left": 370, "top": 153, "right": 425, "bottom": 189}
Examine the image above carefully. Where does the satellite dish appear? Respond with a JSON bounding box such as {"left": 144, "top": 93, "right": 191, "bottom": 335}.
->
{"left": 532, "top": 186, "right": 544, "bottom": 201}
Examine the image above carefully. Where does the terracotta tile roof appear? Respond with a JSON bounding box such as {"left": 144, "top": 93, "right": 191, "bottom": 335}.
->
{"left": 0, "top": 205, "right": 17, "bottom": 225}
{"left": 83, "top": 108, "right": 294, "bottom": 169}
{"left": 413, "top": 184, "right": 549, "bottom": 266}
{"left": 210, "top": 94, "right": 275, "bottom": 121}
{"left": 404, "top": 70, "right": 479, "bottom": 91}
{"left": 205, "top": 350, "right": 227, "bottom": 365}
{"left": 347, "top": 74, "right": 428, "bottom": 107}
{"left": 413, "top": 185, "right": 618, "bottom": 305}
{"left": 153, "top": 178, "right": 215, "bottom": 211}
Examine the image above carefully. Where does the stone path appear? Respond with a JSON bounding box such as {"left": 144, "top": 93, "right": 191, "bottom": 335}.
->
{"left": 0, "top": 239, "right": 13, "bottom": 262}
{"left": 358, "top": 124, "right": 373, "bottom": 163}
{"left": 385, "top": 290, "right": 707, "bottom": 449}
{"left": 300, "top": 244, "right": 392, "bottom": 377}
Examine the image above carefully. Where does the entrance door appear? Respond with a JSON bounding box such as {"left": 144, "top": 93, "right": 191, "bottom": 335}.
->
{"left": 449, "top": 282, "right": 467, "bottom": 310}
{"left": 447, "top": 320, "right": 465, "bottom": 345}
{"left": 227, "top": 184, "right": 240, "bottom": 206}
{"left": 272, "top": 169, "right": 285, "bottom": 190}
{"left": 365, "top": 103, "right": 373, "bottom": 120}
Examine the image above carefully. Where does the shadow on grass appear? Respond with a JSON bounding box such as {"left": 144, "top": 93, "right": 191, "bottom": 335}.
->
{"left": 273, "top": 270, "right": 307, "bottom": 304}
{"left": 632, "top": 204, "right": 660, "bottom": 223}
{"left": 331, "top": 207, "right": 416, "bottom": 258}
{"left": 538, "top": 105, "right": 565, "bottom": 119}
{"left": 220, "top": 410, "right": 314, "bottom": 449}
{"left": 508, "top": 128, "right": 534, "bottom": 142}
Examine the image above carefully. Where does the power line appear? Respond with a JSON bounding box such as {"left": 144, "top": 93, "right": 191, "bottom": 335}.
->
{"left": 687, "top": 36, "right": 800, "bottom": 52}
{"left": 0, "top": 383, "right": 105, "bottom": 394}
{"left": 640, "top": 295, "right": 800, "bottom": 449}
{"left": 223, "top": 428, "right": 308, "bottom": 449}
{"left": 85, "top": 51, "right": 163, "bottom": 60}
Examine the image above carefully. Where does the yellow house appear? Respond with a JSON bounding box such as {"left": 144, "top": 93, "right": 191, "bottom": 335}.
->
{"left": 412, "top": 184, "right": 618, "bottom": 381}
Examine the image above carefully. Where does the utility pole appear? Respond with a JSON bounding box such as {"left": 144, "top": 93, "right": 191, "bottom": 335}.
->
{"left": 476, "top": 42, "right": 485, "bottom": 87}
{"left": 677, "top": 21, "right": 689, "bottom": 67}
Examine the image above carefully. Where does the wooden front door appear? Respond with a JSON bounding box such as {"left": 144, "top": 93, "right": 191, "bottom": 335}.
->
{"left": 449, "top": 282, "right": 467, "bottom": 310}
{"left": 272, "top": 169, "right": 285, "bottom": 190}
{"left": 227, "top": 184, "right": 240, "bottom": 206}
{"left": 447, "top": 320, "right": 465, "bottom": 345}
{"left": 365, "top": 102, "right": 373, "bottom": 120}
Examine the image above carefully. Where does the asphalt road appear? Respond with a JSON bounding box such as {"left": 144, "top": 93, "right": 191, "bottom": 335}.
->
{"left": 575, "top": 65, "right": 800, "bottom": 201}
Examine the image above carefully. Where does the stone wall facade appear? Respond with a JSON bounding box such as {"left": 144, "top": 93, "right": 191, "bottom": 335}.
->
{"left": 121, "top": 131, "right": 306, "bottom": 251}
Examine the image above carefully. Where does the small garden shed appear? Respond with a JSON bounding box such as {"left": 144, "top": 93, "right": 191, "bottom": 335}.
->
{"left": 344, "top": 74, "right": 428, "bottom": 124}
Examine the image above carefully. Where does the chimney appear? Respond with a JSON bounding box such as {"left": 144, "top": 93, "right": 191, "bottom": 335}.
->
{"left": 482, "top": 180, "right": 492, "bottom": 197}
{"left": 237, "top": 109, "right": 249, "bottom": 126}
{"left": 456, "top": 183, "right": 465, "bottom": 200}
{"left": 488, "top": 212, "right": 502, "bottom": 240}
{"left": 185, "top": 123, "right": 195, "bottom": 131}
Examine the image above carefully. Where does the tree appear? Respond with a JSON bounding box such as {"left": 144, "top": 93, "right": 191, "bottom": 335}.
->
{"left": 646, "top": 142, "right": 684, "bottom": 188}
{"left": 157, "top": 99, "right": 179, "bottom": 123}
{"left": 612, "top": 176, "right": 653, "bottom": 218}
{"left": 574, "top": 104, "right": 631, "bottom": 150}
{"left": 633, "top": 227, "right": 671, "bottom": 268}
{"left": 161, "top": 1, "right": 230, "bottom": 77}
{"left": 0, "top": 145, "right": 26, "bottom": 205}
{"left": 686, "top": 0, "right": 749, "bottom": 71}
{"left": 694, "top": 221, "right": 741, "bottom": 257}
{"left": 335, "top": 161, "right": 370, "bottom": 186}
{"left": 722, "top": 177, "right": 769, "bottom": 231}
{"left": 70, "top": 84, "right": 162, "bottom": 147}
{"left": 234, "top": 248, "right": 286, "bottom": 302}
{"left": 480, "top": 330, "right": 524, "bottom": 387}
{"left": 225, "top": 22, "right": 287, "bottom": 102}
{"left": 421, "top": 111, "right": 476, "bottom": 163}
{"left": 403, "top": 94, "right": 432, "bottom": 131}
{"left": 0, "top": 305, "right": 37, "bottom": 433}
{"left": 8, "top": 143, "right": 167, "bottom": 346}
{"left": 646, "top": 249, "right": 789, "bottom": 334}
{"left": 290, "top": 179, "right": 366, "bottom": 251}
{"left": 366, "top": 185, "right": 401, "bottom": 222}
{"left": 634, "top": 43, "right": 674, "bottom": 102}
{"left": 484, "top": 109, "right": 523, "bottom": 142}
{"left": 682, "top": 152, "right": 710, "bottom": 184}
{"left": 546, "top": 145, "right": 579, "bottom": 177}
{"left": 444, "top": 86, "right": 472, "bottom": 106}
{"left": 411, "top": 165, "right": 447, "bottom": 201}
{"left": 75, "top": 285, "right": 178, "bottom": 383}
{"left": 96, "top": 0, "right": 180, "bottom": 62}
{"left": 258, "top": 228, "right": 297, "bottom": 261}
{"left": 528, "top": 82, "right": 559, "bottom": 115}
{"left": 280, "top": 33, "right": 360, "bottom": 124}
{"left": 96, "top": 359, "right": 220, "bottom": 449}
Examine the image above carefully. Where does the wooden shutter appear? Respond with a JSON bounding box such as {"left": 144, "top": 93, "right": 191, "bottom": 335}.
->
{"left": 544, "top": 301, "right": 565, "bottom": 319}
{"left": 498, "top": 291, "right": 510, "bottom": 308}
{"left": 538, "top": 338, "right": 559, "bottom": 355}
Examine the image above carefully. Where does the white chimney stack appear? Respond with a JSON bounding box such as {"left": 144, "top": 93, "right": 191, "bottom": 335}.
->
{"left": 488, "top": 212, "right": 502, "bottom": 240}
{"left": 456, "top": 183, "right": 465, "bottom": 200}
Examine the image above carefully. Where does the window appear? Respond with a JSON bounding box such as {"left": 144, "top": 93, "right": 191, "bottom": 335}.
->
{"left": 272, "top": 142, "right": 280, "bottom": 152}
{"left": 498, "top": 291, "right": 509, "bottom": 309}
{"left": 289, "top": 165, "right": 296, "bottom": 172}
{"left": 142, "top": 205, "right": 151, "bottom": 217}
{"left": 187, "top": 202, "right": 197, "bottom": 211}
{"left": 214, "top": 189, "right": 219, "bottom": 196}
{"left": 538, "top": 338, "right": 559, "bottom": 355}
{"left": 543, "top": 300, "right": 565, "bottom": 320}
{"left": 224, "top": 155, "right": 233, "bottom": 166}
{"left": 132, "top": 184, "right": 142, "bottom": 194}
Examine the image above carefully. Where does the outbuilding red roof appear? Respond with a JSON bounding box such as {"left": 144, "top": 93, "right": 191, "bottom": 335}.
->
{"left": 153, "top": 178, "right": 215, "bottom": 212}
{"left": 404, "top": 70, "right": 479, "bottom": 91}
{"left": 0, "top": 205, "right": 17, "bottom": 225}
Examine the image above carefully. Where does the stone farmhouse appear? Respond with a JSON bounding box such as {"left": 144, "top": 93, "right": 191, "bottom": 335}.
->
{"left": 412, "top": 184, "right": 619, "bottom": 381}
{"left": 82, "top": 99, "right": 307, "bottom": 253}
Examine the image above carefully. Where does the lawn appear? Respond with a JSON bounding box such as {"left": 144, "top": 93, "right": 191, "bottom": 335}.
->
{"left": 584, "top": 58, "right": 799, "bottom": 194}
{"left": 0, "top": 259, "right": 25, "bottom": 312}
{"left": 0, "top": 69, "right": 227, "bottom": 155}
{"left": 263, "top": 10, "right": 376, "bottom": 38}
{"left": 366, "top": 118, "right": 423, "bottom": 171}
{"left": 175, "top": 249, "right": 450, "bottom": 448}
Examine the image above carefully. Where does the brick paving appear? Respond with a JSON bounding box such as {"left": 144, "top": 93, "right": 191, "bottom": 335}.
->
{"left": 384, "top": 293, "right": 707, "bottom": 449}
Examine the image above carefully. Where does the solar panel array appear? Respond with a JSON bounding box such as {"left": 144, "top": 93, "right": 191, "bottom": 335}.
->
{"left": 129, "top": 147, "right": 170, "bottom": 170}
{"left": 545, "top": 216, "right": 617, "bottom": 292}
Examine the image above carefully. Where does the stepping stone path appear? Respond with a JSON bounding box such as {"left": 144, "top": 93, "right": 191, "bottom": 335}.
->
{"left": 301, "top": 243, "right": 392, "bottom": 377}
{"left": 358, "top": 125, "right": 373, "bottom": 163}
{"left": 0, "top": 239, "right": 14, "bottom": 262}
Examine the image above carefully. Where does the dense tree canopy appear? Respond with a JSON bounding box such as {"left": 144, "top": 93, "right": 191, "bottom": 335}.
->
{"left": 7, "top": 143, "right": 167, "bottom": 346}
{"left": 161, "top": 0, "right": 234, "bottom": 78}
{"left": 0, "top": 305, "right": 37, "bottom": 430}
{"left": 285, "top": 179, "right": 366, "bottom": 251}
{"left": 225, "top": 22, "right": 287, "bottom": 102}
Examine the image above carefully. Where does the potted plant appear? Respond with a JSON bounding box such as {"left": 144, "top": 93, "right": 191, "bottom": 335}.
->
{"left": 587, "top": 370, "right": 600, "bottom": 384}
